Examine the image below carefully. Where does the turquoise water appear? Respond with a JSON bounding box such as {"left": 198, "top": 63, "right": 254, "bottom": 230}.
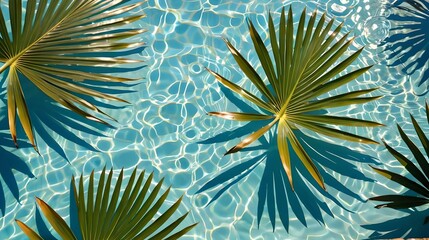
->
{"left": 1, "top": 0, "right": 429, "bottom": 239}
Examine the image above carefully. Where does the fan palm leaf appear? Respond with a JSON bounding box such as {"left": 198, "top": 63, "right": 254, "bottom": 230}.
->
{"left": 369, "top": 103, "right": 429, "bottom": 213}
{"left": 0, "top": 0, "right": 146, "bottom": 151}
{"left": 207, "top": 7, "right": 381, "bottom": 190}
{"left": 16, "top": 167, "right": 197, "bottom": 239}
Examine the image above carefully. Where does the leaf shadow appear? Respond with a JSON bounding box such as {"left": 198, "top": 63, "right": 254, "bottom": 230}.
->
{"left": 383, "top": 0, "right": 429, "bottom": 95}
{"left": 0, "top": 79, "right": 105, "bottom": 161}
{"left": 35, "top": 205, "right": 57, "bottom": 240}
{"left": 0, "top": 147, "right": 34, "bottom": 216}
{"left": 0, "top": 36, "right": 146, "bottom": 160}
{"left": 362, "top": 208, "right": 429, "bottom": 239}
{"left": 197, "top": 85, "right": 378, "bottom": 231}
{"left": 0, "top": 136, "right": 34, "bottom": 216}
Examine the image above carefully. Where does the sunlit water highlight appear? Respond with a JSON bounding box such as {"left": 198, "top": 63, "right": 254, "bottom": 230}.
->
{"left": 1, "top": 0, "right": 428, "bottom": 239}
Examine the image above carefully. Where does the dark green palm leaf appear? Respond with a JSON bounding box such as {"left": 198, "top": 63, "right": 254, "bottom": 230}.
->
{"left": 207, "top": 7, "right": 381, "bottom": 189}
{"left": 370, "top": 103, "right": 429, "bottom": 214}
{"left": 0, "top": 0, "right": 146, "bottom": 151}
{"left": 370, "top": 195, "right": 429, "bottom": 209}
{"left": 16, "top": 167, "right": 197, "bottom": 239}
{"left": 371, "top": 166, "right": 429, "bottom": 198}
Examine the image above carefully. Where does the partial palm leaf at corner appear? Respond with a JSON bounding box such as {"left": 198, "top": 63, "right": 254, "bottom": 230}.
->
{"left": 207, "top": 7, "right": 382, "bottom": 190}
{"left": 15, "top": 167, "right": 197, "bottom": 239}
{"left": 370, "top": 103, "right": 429, "bottom": 221}
{"left": 0, "top": 0, "right": 146, "bottom": 151}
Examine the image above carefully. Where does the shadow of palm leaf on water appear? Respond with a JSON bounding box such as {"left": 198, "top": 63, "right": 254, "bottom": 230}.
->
{"left": 0, "top": 122, "right": 34, "bottom": 217}
{"left": 0, "top": 143, "right": 34, "bottom": 217}
{"left": 197, "top": 86, "right": 378, "bottom": 231}
{"left": 0, "top": 74, "right": 141, "bottom": 218}
{"left": 362, "top": 208, "right": 429, "bottom": 239}
{"left": 0, "top": 78, "right": 129, "bottom": 163}
{"left": 0, "top": 78, "right": 122, "bottom": 216}
{"left": 0, "top": 97, "right": 34, "bottom": 216}
{"left": 383, "top": 0, "right": 429, "bottom": 95}
{"left": 14, "top": 64, "right": 144, "bottom": 162}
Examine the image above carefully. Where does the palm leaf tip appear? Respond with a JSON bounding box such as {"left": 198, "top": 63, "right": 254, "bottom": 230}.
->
{"left": 15, "top": 219, "right": 43, "bottom": 240}
{"left": 0, "top": 0, "right": 147, "bottom": 150}
{"left": 35, "top": 197, "right": 77, "bottom": 240}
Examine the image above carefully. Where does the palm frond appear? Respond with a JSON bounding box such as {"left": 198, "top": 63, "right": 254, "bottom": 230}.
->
{"left": 0, "top": 0, "right": 146, "bottom": 151}
{"left": 207, "top": 7, "right": 380, "bottom": 189}
{"left": 16, "top": 167, "right": 197, "bottom": 239}
{"left": 370, "top": 103, "right": 429, "bottom": 214}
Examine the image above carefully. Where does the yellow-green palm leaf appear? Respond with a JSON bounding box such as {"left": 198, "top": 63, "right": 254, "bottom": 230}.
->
{"left": 207, "top": 7, "right": 382, "bottom": 190}
{"left": 0, "top": 0, "right": 146, "bottom": 151}
{"left": 16, "top": 167, "right": 198, "bottom": 239}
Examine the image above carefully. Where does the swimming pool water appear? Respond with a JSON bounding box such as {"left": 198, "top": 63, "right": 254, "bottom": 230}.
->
{"left": 1, "top": 0, "right": 429, "bottom": 239}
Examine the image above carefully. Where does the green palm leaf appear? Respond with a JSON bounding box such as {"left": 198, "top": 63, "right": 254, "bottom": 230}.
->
{"left": 369, "top": 103, "right": 429, "bottom": 214}
{"left": 207, "top": 7, "right": 381, "bottom": 189}
{"left": 16, "top": 167, "right": 197, "bottom": 239}
{"left": 0, "top": 0, "right": 146, "bottom": 151}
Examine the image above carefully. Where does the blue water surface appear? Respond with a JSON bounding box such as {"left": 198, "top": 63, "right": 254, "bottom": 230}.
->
{"left": 1, "top": 0, "right": 429, "bottom": 239}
